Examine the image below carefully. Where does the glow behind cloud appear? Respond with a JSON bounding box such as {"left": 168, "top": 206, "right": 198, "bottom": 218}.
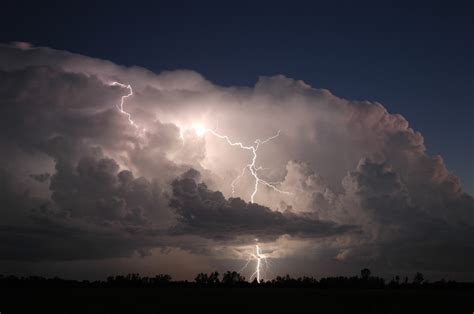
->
{"left": 0, "top": 43, "right": 472, "bottom": 281}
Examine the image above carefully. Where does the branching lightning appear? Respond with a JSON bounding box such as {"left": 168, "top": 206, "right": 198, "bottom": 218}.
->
{"left": 110, "top": 81, "right": 289, "bottom": 204}
{"left": 112, "top": 83, "right": 286, "bottom": 282}
{"left": 203, "top": 128, "right": 291, "bottom": 203}
{"left": 240, "top": 244, "right": 269, "bottom": 283}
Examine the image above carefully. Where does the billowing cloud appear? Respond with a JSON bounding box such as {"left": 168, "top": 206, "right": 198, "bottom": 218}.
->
{"left": 169, "top": 169, "right": 357, "bottom": 241}
{"left": 0, "top": 43, "right": 472, "bottom": 280}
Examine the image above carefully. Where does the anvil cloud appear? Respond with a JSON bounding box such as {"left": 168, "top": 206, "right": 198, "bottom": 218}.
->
{"left": 0, "top": 43, "right": 472, "bottom": 280}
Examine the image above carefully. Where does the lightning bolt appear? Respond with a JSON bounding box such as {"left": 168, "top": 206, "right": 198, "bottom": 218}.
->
{"left": 204, "top": 128, "right": 291, "bottom": 203}
{"left": 111, "top": 83, "right": 286, "bottom": 283}
{"left": 110, "top": 82, "right": 145, "bottom": 133}
{"left": 240, "top": 244, "right": 268, "bottom": 283}
{"left": 110, "top": 81, "right": 289, "bottom": 203}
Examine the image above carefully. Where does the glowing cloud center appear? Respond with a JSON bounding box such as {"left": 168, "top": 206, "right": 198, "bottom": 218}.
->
{"left": 111, "top": 80, "right": 290, "bottom": 204}
{"left": 197, "top": 126, "right": 291, "bottom": 203}
{"left": 112, "top": 82, "right": 286, "bottom": 282}
{"left": 194, "top": 124, "right": 206, "bottom": 137}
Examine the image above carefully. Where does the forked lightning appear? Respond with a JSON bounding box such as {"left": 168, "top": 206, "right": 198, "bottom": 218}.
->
{"left": 112, "top": 82, "right": 286, "bottom": 282}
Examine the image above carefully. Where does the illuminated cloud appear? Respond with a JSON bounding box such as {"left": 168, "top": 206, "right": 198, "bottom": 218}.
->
{"left": 0, "top": 43, "right": 472, "bottom": 279}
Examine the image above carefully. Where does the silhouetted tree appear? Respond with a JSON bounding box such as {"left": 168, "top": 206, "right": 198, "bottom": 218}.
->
{"left": 195, "top": 272, "right": 220, "bottom": 285}
{"left": 361, "top": 268, "right": 371, "bottom": 280}
{"left": 2, "top": 271, "right": 473, "bottom": 290}
{"left": 195, "top": 273, "right": 209, "bottom": 285}
{"left": 389, "top": 276, "right": 400, "bottom": 288}
{"left": 154, "top": 274, "right": 172, "bottom": 284}
{"left": 208, "top": 271, "right": 220, "bottom": 284}
{"left": 222, "top": 271, "right": 245, "bottom": 285}
{"left": 413, "top": 272, "right": 424, "bottom": 285}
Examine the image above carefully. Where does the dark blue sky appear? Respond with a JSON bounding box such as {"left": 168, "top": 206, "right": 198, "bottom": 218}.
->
{"left": 1, "top": 0, "right": 473, "bottom": 193}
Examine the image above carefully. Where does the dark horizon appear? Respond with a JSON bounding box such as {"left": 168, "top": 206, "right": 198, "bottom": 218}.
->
{"left": 3, "top": 268, "right": 473, "bottom": 286}
{"left": 2, "top": 270, "right": 473, "bottom": 314}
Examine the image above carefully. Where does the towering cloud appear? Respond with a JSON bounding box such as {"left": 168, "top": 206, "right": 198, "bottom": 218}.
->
{"left": 0, "top": 43, "right": 472, "bottom": 280}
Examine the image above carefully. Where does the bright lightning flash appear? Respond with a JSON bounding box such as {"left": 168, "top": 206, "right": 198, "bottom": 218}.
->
{"left": 112, "top": 84, "right": 287, "bottom": 283}
{"left": 196, "top": 126, "right": 291, "bottom": 203}
{"left": 194, "top": 124, "right": 206, "bottom": 137}
{"left": 110, "top": 81, "right": 145, "bottom": 133}
{"left": 240, "top": 243, "right": 268, "bottom": 283}
{"left": 110, "top": 82, "right": 289, "bottom": 204}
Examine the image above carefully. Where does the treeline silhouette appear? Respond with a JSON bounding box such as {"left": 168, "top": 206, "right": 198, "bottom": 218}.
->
{"left": 2, "top": 268, "right": 473, "bottom": 290}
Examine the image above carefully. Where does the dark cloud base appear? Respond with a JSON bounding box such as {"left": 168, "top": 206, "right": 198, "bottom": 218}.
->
{"left": 170, "top": 169, "right": 358, "bottom": 241}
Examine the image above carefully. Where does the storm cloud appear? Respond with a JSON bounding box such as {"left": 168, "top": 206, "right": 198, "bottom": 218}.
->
{"left": 169, "top": 169, "right": 357, "bottom": 241}
{"left": 0, "top": 43, "right": 472, "bottom": 280}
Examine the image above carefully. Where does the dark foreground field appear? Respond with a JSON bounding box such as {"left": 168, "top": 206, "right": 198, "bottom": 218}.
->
{"left": 1, "top": 287, "right": 473, "bottom": 314}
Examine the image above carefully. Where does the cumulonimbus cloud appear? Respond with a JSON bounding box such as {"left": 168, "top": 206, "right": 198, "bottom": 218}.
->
{"left": 0, "top": 43, "right": 472, "bottom": 278}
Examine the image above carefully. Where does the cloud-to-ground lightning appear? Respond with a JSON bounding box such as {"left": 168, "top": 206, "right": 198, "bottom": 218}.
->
{"left": 112, "top": 83, "right": 285, "bottom": 282}
{"left": 240, "top": 244, "right": 269, "bottom": 283}
{"left": 200, "top": 124, "right": 287, "bottom": 281}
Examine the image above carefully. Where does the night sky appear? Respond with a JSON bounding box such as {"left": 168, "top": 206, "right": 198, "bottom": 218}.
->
{"left": 0, "top": 0, "right": 473, "bottom": 281}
